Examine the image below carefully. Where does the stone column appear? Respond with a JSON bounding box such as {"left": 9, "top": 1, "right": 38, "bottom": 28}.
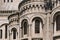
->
{"left": 43, "top": 13, "right": 53, "bottom": 40}
{"left": 29, "top": 24, "right": 32, "bottom": 40}
{"left": 18, "top": 24, "right": 20, "bottom": 40}
{"left": 46, "top": 13, "right": 53, "bottom": 40}
{"left": 20, "top": 28, "right": 21, "bottom": 40}
{"left": 46, "top": 13, "right": 50, "bottom": 40}
{"left": 7, "top": 26, "right": 9, "bottom": 40}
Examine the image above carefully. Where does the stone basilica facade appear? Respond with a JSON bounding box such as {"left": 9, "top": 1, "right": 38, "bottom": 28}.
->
{"left": 0, "top": 0, "right": 60, "bottom": 40}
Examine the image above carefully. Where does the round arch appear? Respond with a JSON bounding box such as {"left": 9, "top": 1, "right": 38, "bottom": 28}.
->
{"left": 11, "top": 28, "right": 17, "bottom": 39}
{"left": 53, "top": 12, "right": 60, "bottom": 32}
{"left": 21, "top": 19, "right": 28, "bottom": 35}
{"left": 30, "top": 14, "right": 45, "bottom": 24}
{"left": 53, "top": 12, "right": 60, "bottom": 22}
{"left": 30, "top": 14, "right": 44, "bottom": 34}
{"left": 20, "top": 16, "right": 29, "bottom": 27}
{"left": 21, "top": 19, "right": 28, "bottom": 28}
{"left": 51, "top": 7, "right": 60, "bottom": 23}
{"left": 32, "top": 17, "right": 43, "bottom": 23}
{"left": 51, "top": 9, "right": 60, "bottom": 40}
{"left": 11, "top": 28, "right": 17, "bottom": 32}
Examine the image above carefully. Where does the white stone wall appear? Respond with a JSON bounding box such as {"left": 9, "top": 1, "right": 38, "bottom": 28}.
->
{"left": 0, "top": 0, "right": 22, "bottom": 10}
{"left": 0, "top": 0, "right": 60, "bottom": 40}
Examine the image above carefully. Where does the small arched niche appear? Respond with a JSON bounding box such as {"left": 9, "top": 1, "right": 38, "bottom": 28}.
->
{"left": 21, "top": 19, "right": 28, "bottom": 35}
{"left": 11, "top": 28, "right": 17, "bottom": 39}
{"left": 53, "top": 12, "right": 60, "bottom": 33}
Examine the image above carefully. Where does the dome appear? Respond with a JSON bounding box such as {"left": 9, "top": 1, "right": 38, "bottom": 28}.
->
{"left": 18, "top": 0, "right": 44, "bottom": 10}
{"left": 18, "top": 0, "right": 30, "bottom": 9}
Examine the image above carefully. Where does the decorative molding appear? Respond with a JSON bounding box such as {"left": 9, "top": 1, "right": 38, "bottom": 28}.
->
{"left": 0, "top": 10, "right": 16, "bottom": 13}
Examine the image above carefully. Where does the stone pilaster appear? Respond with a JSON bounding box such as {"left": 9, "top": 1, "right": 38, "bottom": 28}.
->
{"left": 43, "top": 13, "right": 50, "bottom": 40}
{"left": 46, "top": 13, "right": 50, "bottom": 40}
{"left": 43, "top": 13, "right": 53, "bottom": 40}
{"left": 28, "top": 24, "right": 32, "bottom": 40}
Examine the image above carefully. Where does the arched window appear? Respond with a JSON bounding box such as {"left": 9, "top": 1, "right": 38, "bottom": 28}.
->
{"left": 35, "top": 20, "right": 40, "bottom": 33}
{"left": 32, "top": 17, "right": 43, "bottom": 33}
{"left": 13, "top": 30, "right": 16, "bottom": 39}
{"left": 24, "top": 22, "right": 28, "bottom": 34}
{"left": 0, "top": 30, "right": 2, "bottom": 39}
{"left": 11, "top": 0, "right": 13, "bottom": 2}
{"left": 21, "top": 19, "right": 28, "bottom": 35}
{"left": 4, "top": 0, "right": 5, "bottom": 2}
{"left": 5, "top": 25, "right": 7, "bottom": 38}
{"left": 53, "top": 12, "right": 60, "bottom": 32}
{"left": 11, "top": 28, "right": 17, "bottom": 39}
{"left": 8, "top": 0, "right": 9, "bottom": 2}
{"left": 56, "top": 15, "right": 60, "bottom": 31}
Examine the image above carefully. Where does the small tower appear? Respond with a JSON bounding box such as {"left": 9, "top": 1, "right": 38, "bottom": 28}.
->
{"left": 8, "top": 12, "right": 19, "bottom": 40}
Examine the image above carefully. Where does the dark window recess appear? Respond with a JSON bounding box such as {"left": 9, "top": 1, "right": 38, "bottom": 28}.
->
{"left": 11, "top": 0, "right": 13, "bottom": 2}
{"left": 4, "top": 0, "right": 5, "bottom": 2}
{"left": 0, "top": 30, "right": 2, "bottom": 39}
{"left": 21, "top": 19, "right": 28, "bottom": 35}
{"left": 56, "top": 15, "right": 60, "bottom": 31}
{"left": 21, "top": 28, "right": 23, "bottom": 37}
{"left": 13, "top": 29, "right": 16, "bottom": 39}
{"left": 35, "top": 20, "right": 40, "bottom": 33}
{"left": 32, "top": 38, "right": 43, "bottom": 40}
{"left": 53, "top": 36, "right": 60, "bottom": 40}
{"left": 5, "top": 25, "right": 7, "bottom": 38}
{"left": 22, "top": 39, "right": 28, "bottom": 40}
{"left": 24, "top": 22, "right": 27, "bottom": 34}
{"left": 7, "top": 0, "right": 9, "bottom": 2}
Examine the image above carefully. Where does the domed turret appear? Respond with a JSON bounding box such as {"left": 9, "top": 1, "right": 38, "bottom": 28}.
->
{"left": 18, "top": 0, "right": 44, "bottom": 9}
{"left": 18, "top": 0, "right": 45, "bottom": 15}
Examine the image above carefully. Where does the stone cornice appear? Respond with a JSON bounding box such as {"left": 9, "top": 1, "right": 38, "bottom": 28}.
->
{"left": 19, "top": 2, "right": 45, "bottom": 15}
{"left": 18, "top": 0, "right": 44, "bottom": 10}
{"left": 0, "top": 10, "right": 16, "bottom": 13}
{"left": 0, "top": 10, "right": 17, "bottom": 16}
{"left": 8, "top": 12, "right": 19, "bottom": 25}
{"left": 19, "top": 0, "right": 60, "bottom": 16}
{"left": 8, "top": 12, "right": 19, "bottom": 20}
